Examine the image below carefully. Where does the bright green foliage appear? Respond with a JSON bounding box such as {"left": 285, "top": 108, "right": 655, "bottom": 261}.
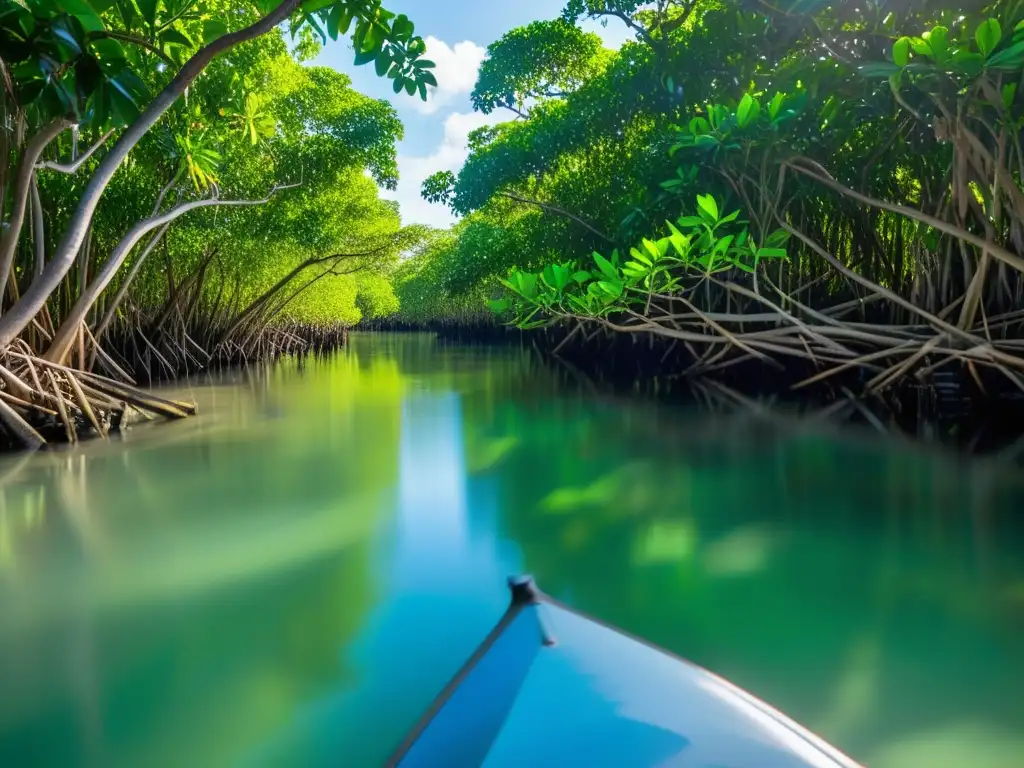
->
{"left": 3, "top": 0, "right": 434, "bottom": 358}
{"left": 494, "top": 195, "right": 789, "bottom": 327}
{"left": 0, "top": 0, "right": 435, "bottom": 134}
{"left": 471, "top": 20, "right": 607, "bottom": 116}
{"left": 397, "top": 0, "right": 1024, "bottom": 350}
{"left": 390, "top": 229, "right": 495, "bottom": 324}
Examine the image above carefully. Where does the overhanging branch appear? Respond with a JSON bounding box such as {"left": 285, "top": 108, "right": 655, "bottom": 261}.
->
{"left": 37, "top": 129, "right": 116, "bottom": 175}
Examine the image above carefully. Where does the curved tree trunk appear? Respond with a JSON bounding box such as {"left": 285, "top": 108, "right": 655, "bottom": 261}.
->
{"left": 219, "top": 248, "right": 382, "bottom": 343}
{"left": 0, "top": 119, "right": 71, "bottom": 302}
{"left": 0, "top": 0, "right": 302, "bottom": 348}
{"left": 45, "top": 188, "right": 290, "bottom": 363}
{"left": 91, "top": 223, "right": 171, "bottom": 344}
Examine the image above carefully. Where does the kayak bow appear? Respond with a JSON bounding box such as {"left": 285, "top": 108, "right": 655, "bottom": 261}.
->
{"left": 388, "top": 576, "right": 863, "bottom": 767}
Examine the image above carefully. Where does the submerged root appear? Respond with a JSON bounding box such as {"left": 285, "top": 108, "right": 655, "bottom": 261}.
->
{"left": 0, "top": 347, "right": 195, "bottom": 451}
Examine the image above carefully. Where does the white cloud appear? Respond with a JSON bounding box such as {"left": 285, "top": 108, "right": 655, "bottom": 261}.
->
{"left": 384, "top": 111, "right": 505, "bottom": 228}
{"left": 412, "top": 36, "right": 487, "bottom": 115}
{"left": 382, "top": 22, "right": 637, "bottom": 228}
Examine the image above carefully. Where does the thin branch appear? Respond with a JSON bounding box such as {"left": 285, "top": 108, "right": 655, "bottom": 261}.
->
{"left": 36, "top": 129, "right": 116, "bottom": 174}
{"left": 0, "top": 118, "right": 72, "bottom": 304}
{"left": 498, "top": 191, "right": 613, "bottom": 242}
{"left": 30, "top": 173, "right": 45, "bottom": 279}
{"left": 156, "top": 0, "right": 200, "bottom": 32}
{"left": 46, "top": 184, "right": 299, "bottom": 362}
{"left": 787, "top": 159, "right": 1024, "bottom": 274}
{"left": 591, "top": 9, "right": 654, "bottom": 45}
{"left": 86, "top": 31, "right": 174, "bottom": 65}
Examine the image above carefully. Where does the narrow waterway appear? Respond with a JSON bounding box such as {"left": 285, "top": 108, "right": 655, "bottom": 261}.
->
{"left": 1, "top": 333, "right": 1023, "bottom": 767}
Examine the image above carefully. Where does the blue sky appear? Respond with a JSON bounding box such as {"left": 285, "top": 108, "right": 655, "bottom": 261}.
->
{"left": 311, "top": 1, "right": 634, "bottom": 227}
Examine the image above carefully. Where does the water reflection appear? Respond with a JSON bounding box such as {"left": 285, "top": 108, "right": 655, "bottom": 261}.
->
{"left": 0, "top": 333, "right": 1022, "bottom": 767}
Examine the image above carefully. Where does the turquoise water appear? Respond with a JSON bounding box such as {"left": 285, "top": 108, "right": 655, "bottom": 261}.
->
{"left": 1, "top": 333, "right": 1023, "bottom": 766}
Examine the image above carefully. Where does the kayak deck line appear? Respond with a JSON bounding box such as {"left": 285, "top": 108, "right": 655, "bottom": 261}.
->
{"left": 384, "top": 589, "right": 532, "bottom": 765}
{"left": 386, "top": 576, "right": 865, "bottom": 768}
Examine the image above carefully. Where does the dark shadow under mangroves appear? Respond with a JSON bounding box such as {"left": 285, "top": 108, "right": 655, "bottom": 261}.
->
{"left": 0, "top": 332, "right": 1022, "bottom": 767}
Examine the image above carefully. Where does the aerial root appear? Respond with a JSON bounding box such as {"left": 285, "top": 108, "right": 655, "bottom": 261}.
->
{"left": 0, "top": 346, "right": 196, "bottom": 450}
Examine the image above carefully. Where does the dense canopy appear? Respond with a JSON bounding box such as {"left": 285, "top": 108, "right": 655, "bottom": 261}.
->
{"left": 392, "top": 0, "right": 1024, "bottom": 402}
{"left": 0, "top": 0, "right": 435, "bottom": 446}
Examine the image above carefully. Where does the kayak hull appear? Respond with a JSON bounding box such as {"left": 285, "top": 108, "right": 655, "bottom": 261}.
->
{"left": 388, "top": 576, "right": 861, "bottom": 768}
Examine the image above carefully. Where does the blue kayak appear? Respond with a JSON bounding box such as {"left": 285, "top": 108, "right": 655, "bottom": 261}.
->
{"left": 387, "top": 576, "right": 862, "bottom": 767}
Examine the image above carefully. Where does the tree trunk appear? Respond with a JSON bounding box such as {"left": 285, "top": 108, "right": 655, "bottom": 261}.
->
{"left": 0, "top": 119, "right": 71, "bottom": 305}
{"left": 92, "top": 223, "right": 171, "bottom": 344}
{"left": 0, "top": 0, "right": 302, "bottom": 347}
{"left": 45, "top": 190, "right": 286, "bottom": 363}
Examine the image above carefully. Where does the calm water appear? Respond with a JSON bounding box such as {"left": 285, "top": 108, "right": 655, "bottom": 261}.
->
{"left": 1, "top": 333, "right": 1023, "bottom": 767}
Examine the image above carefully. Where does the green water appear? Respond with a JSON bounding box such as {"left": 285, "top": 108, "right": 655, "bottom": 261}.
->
{"left": 1, "top": 333, "right": 1023, "bottom": 767}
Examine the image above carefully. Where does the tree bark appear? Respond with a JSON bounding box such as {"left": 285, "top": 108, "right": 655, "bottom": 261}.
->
{"left": 36, "top": 129, "right": 115, "bottom": 174}
{"left": 0, "top": 119, "right": 71, "bottom": 304}
{"left": 45, "top": 187, "right": 292, "bottom": 363}
{"left": 0, "top": 0, "right": 302, "bottom": 347}
{"left": 91, "top": 223, "right": 171, "bottom": 344}
{"left": 30, "top": 173, "right": 45, "bottom": 279}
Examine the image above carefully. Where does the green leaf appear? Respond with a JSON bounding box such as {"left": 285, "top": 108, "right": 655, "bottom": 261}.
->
{"left": 572, "top": 270, "right": 592, "bottom": 284}
{"left": 696, "top": 194, "right": 719, "bottom": 222}
{"left": 203, "top": 20, "right": 227, "bottom": 45}
{"left": 858, "top": 62, "right": 902, "bottom": 78}
{"left": 361, "top": 22, "right": 383, "bottom": 53}
{"left": 976, "top": 18, "right": 1001, "bottom": 57}
{"left": 160, "top": 28, "right": 192, "bottom": 48}
{"left": 950, "top": 50, "right": 984, "bottom": 76}
{"left": 756, "top": 247, "right": 788, "bottom": 259}
{"left": 355, "top": 48, "right": 377, "bottom": 66}
{"left": 392, "top": 14, "right": 414, "bottom": 40}
{"left": 420, "top": 70, "right": 437, "bottom": 87}
{"left": 642, "top": 238, "right": 660, "bottom": 262}
{"left": 988, "top": 40, "right": 1024, "bottom": 70}
{"left": 51, "top": 22, "right": 83, "bottom": 55}
{"left": 136, "top": 0, "right": 159, "bottom": 29}
{"left": 629, "top": 247, "right": 652, "bottom": 266}
{"left": 55, "top": 0, "right": 105, "bottom": 32}
{"left": 1003, "top": 83, "right": 1017, "bottom": 110}
{"left": 303, "top": 11, "right": 326, "bottom": 43}
{"left": 374, "top": 50, "right": 392, "bottom": 76}
{"left": 736, "top": 93, "right": 757, "bottom": 127}
{"left": 924, "top": 25, "right": 949, "bottom": 64}
{"left": 768, "top": 92, "right": 785, "bottom": 120}
{"left": 592, "top": 251, "right": 619, "bottom": 281}
{"left": 487, "top": 298, "right": 510, "bottom": 313}
{"left": 909, "top": 37, "right": 932, "bottom": 56}
{"left": 417, "top": 59, "right": 436, "bottom": 68}
{"left": 326, "top": 5, "right": 343, "bottom": 39}
{"left": 893, "top": 36, "right": 910, "bottom": 66}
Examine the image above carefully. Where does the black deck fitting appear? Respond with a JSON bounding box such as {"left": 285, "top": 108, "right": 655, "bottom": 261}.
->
{"left": 507, "top": 575, "right": 541, "bottom": 605}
